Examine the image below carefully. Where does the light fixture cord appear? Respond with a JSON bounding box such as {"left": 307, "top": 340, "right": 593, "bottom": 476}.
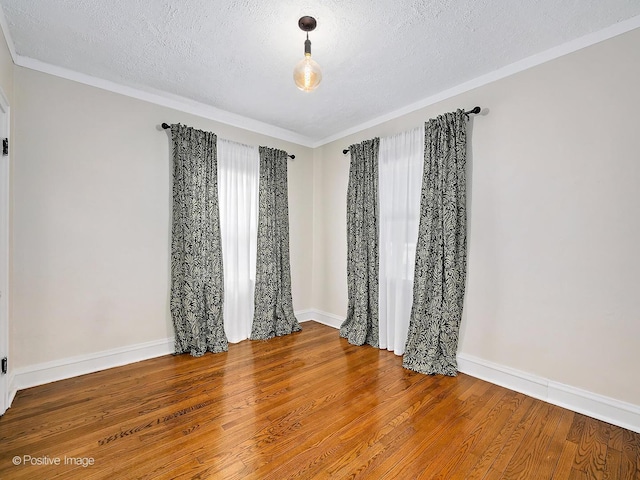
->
{"left": 304, "top": 34, "right": 311, "bottom": 55}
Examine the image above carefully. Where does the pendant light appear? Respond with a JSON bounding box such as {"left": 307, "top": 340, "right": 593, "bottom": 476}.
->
{"left": 293, "top": 16, "right": 322, "bottom": 92}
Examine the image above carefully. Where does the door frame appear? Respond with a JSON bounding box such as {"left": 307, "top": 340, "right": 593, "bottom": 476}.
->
{"left": 0, "top": 86, "right": 11, "bottom": 415}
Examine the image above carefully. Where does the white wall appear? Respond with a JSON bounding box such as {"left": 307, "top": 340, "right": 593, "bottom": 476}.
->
{"left": 12, "top": 67, "right": 313, "bottom": 368}
{"left": 313, "top": 27, "right": 640, "bottom": 406}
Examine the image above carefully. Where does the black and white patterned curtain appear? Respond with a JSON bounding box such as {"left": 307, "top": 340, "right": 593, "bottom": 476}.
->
{"left": 403, "top": 110, "right": 468, "bottom": 376}
{"left": 340, "top": 111, "right": 469, "bottom": 377}
{"left": 339, "top": 138, "right": 380, "bottom": 347}
{"left": 170, "top": 124, "right": 228, "bottom": 356}
{"left": 250, "top": 147, "right": 301, "bottom": 339}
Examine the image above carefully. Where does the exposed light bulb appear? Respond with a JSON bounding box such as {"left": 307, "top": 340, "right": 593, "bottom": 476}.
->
{"left": 293, "top": 20, "right": 322, "bottom": 93}
{"left": 293, "top": 52, "right": 322, "bottom": 92}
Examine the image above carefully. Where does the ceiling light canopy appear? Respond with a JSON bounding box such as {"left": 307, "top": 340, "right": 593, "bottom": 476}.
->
{"left": 293, "top": 16, "right": 322, "bottom": 92}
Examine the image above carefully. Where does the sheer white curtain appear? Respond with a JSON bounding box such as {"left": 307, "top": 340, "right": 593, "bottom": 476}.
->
{"left": 378, "top": 126, "right": 424, "bottom": 355}
{"left": 217, "top": 139, "right": 260, "bottom": 343}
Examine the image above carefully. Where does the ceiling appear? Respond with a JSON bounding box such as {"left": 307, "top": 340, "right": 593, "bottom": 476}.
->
{"left": 1, "top": 1, "right": 639, "bottom": 146}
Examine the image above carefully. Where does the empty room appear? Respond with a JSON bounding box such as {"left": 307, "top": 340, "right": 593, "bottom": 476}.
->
{"left": 0, "top": 1, "right": 639, "bottom": 479}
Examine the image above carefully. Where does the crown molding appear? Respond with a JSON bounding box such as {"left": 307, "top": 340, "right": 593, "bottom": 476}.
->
{"left": 1, "top": 3, "right": 315, "bottom": 146}
{"left": 312, "top": 14, "right": 640, "bottom": 147}
{"left": 2, "top": 8, "right": 639, "bottom": 150}
{"left": 13, "top": 55, "right": 317, "bottom": 148}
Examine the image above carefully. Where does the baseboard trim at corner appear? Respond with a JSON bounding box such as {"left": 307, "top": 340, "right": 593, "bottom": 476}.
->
{"left": 457, "top": 353, "right": 640, "bottom": 433}
{"left": 294, "top": 309, "right": 316, "bottom": 322}
{"left": 13, "top": 338, "right": 175, "bottom": 392}
{"left": 298, "top": 309, "right": 343, "bottom": 329}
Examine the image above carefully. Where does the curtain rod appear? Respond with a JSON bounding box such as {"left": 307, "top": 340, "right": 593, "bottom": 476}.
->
{"left": 341, "top": 106, "right": 481, "bottom": 155}
{"left": 161, "top": 123, "right": 295, "bottom": 159}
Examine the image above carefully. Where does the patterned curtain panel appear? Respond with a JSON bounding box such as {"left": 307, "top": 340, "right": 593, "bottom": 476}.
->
{"left": 170, "top": 124, "right": 228, "bottom": 356}
{"left": 403, "top": 110, "right": 468, "bottom": 376}
{"left": 339, "top": 138, "right": 380, "bottom": 347}
{"left": 250, "top": 146, "right": 301, "bottom": 340}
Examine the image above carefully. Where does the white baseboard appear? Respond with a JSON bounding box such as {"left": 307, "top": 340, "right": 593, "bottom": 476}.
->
{"left": 457, "top": 353, "right": 640, "bottom": 433}
{"left": 9, "top": 308, "right": 327, "bottom": 394}
{"left": 300, "top": 309, "right": 344, "bottom": 329}
{"left": 8, "top": 309, "right": 639, "bottom": 434}
{"left": 300, "top": 312, "right": 640, "bottom": 433}
{"left": 294, "top": 309, "right": 316, "bottom": 322}
{"left": 456, "top": 353, "right": 549, "bottom": 400}
{"left": 12, "top": 338, "right": 174, "bottom": 393}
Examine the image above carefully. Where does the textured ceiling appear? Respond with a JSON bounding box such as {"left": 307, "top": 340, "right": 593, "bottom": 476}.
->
{"left": 1, "top": 1, "right": 640, "bottom": 145}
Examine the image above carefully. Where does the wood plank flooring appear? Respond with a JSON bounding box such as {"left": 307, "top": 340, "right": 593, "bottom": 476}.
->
{"left": 0, "top": 321, "right": 638, "bottom": 479}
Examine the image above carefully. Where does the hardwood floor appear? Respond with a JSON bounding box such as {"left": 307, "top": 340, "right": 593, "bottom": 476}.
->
{"left": 1, "top": 321, "right": 638, "bottom": 479}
